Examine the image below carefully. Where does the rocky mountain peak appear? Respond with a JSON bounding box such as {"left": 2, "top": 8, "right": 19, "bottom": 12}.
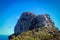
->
{"left": 14, "top": 12, "right": 36, "bottom": 34}
{"left": 14, "top": 12, "right": 57, "bottom": 34}
{"left": 9, "top": 12, "right": 59, "bottom": 40}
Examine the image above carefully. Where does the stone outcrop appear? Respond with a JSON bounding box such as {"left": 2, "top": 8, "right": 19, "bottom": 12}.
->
{"left": 14, "top": 12, "right": 57, "bottom": 34}
{"left": 14, "top": 12, "right": 36, "bottom": 34}
{"left": 9, "top": 12, "right": 59, "bottom": 40}
{"left": 29, "top": 15, "right": 46, "bottom": 30}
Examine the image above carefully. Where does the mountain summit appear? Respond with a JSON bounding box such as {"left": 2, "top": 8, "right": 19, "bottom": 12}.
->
{"left": 14, "top": 12, "right": 36, "bottom": 34}
{"left": 9, "top": 12, "right": 60, "bottom": 40}
{"left": 14, "top": 12, "right": 57, "bottom": 34}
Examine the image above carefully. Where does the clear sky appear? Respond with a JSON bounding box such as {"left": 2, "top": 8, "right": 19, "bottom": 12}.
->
{"left": 0, "top": 0, "right": 60, "bottom": 35}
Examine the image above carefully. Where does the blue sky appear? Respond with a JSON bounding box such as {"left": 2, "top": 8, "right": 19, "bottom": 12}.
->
{"left": 0, "top": 0, "right": 60, "bottom": 35}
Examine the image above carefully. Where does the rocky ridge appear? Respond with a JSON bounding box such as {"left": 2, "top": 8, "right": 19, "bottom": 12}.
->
{"left": 9, "top": 12, "right": 59, "bottom": 40}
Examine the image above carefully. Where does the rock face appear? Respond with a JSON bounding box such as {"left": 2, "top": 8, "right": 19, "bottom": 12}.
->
{"left": 14, "top": 12, "right": 36, "bottom": 34}
{"left": 14, "top": 12, "right": 57, "bottom": 34}
{"left": 29, "top": 15, "right": 46, "bottom": 30}
{"left": 29, "top": 14, "right": 55, "bottom": 30}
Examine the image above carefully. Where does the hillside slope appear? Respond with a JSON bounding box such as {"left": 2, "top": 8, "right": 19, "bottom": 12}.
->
{"left": 9, "top": 28, "right": 60, "bottom": 40}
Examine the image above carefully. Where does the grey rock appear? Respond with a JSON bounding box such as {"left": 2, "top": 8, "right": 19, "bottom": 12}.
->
{"left": 14, "top": 12, "right": 36, "bottom": 33}
{"left": 14, "top": 12, "right": 56, "bottom": 34}
{"left": 29, "top": 15, "right": 46, "bottom": 30}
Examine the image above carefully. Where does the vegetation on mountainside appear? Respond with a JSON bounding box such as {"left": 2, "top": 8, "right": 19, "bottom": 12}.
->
{"left": 9, "top": 29, "right": 60, "bottom": 40}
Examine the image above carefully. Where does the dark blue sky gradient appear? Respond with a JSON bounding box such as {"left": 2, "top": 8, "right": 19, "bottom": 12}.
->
{"left": 0, "top": 0, "right": 60, "bottom": 35}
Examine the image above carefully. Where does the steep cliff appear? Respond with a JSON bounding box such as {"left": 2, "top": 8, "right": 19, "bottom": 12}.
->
{"left": 14, "top": 12, "right": 36, "bottom": 34}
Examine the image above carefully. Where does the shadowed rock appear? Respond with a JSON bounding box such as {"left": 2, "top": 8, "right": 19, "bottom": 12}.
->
{"left": 14, "top": 12, "right": 36, "bottom": 34}
{"left": 29, "top": 15, "right": 46, "bottom": 30}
